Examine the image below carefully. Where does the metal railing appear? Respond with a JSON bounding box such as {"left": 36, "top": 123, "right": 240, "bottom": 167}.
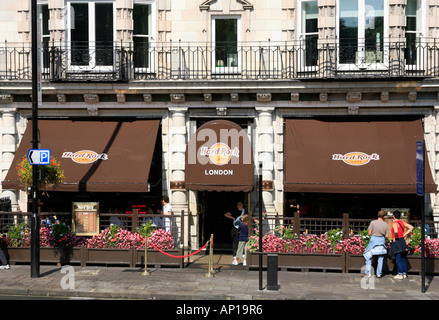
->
{"left": 1, "top": 38, "right": 438, "bottom": 82}
{"left": 254, "top": 212, "right": 439, "bottom": 239}
{"left": 0, "top": 210, "right": 185, "bottom": 247}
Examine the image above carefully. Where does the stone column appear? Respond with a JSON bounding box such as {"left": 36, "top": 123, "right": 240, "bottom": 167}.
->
{"left": 318, "top": 0, "right": 336, "bottom": 77}
{"left": 255, "top": 106, "right": 276, "bottom": 217}
{"left": 0, "top": 103, "right": 19, "bottom": 211}
{"left": 168, "top": 106, "right": 188, "bottom": 246}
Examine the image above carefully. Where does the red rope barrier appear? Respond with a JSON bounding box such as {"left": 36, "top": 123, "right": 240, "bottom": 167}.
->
{"left": 148, "top": 241, "right": 210, "bottom": 258}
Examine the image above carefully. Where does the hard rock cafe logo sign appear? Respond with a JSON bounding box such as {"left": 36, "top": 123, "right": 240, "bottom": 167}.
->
{"left": 62, "top": 150, "right": 108, "bottom": 164}
{"left": 199, "top": 143, "right": 240, "bottom": 166}
{"left": 332, "top": 152, "right": 380, "bottom": 166}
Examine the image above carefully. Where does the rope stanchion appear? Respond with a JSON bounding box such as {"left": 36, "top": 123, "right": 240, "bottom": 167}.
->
{"left": 205, "top": 234, "right": 215, "bottom": 278}
{"left": 149, "top": 241, "right": 209, "bottom": 258}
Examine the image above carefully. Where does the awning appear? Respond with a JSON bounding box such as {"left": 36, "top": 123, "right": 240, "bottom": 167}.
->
{"left": 185, "top": 120, "right": 254, "bottom": 192}
{"left": 284, "top": 119, "right": 437, "bottom": 194}
{"left": 2, "top": 120, "right": 160, "bottom": 192}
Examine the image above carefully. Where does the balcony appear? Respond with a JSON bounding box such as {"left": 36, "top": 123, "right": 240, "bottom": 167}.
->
{"left": 0, "top": 39, "right": 438, "bottom": 82}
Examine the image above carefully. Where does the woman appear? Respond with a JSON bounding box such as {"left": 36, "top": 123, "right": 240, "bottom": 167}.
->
{"left": 390, "top": 210, "right": 413, "bottom": 280}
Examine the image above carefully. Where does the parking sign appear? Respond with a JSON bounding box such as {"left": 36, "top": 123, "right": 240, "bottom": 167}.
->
{"left": 27, "top": 149, "right": 51, "bottom": 165}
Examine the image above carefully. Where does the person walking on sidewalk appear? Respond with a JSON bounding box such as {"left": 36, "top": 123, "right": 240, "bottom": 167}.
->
{"left": 362, "top": 210, "right": 389, "bottom": 278}
{"left": 0, "top": 234, "right": 10, "bottom": 270}
{"left": 233, "top": 214, "right": 250, "bottom": 266}
{"left": 224, "top": 201, "right": 248, "bottom": 263}
{"left": 390, "top": 210, "right": 413, "bottom": 280}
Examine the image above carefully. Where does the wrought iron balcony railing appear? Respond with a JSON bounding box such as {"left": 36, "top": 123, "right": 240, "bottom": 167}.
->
{"left": 0, "top": 39, "right": 438, "bottom": 82}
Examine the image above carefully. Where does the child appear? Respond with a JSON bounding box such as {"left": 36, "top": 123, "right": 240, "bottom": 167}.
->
{"left": 233, "top": 214, "right": 249, "bottom": 266}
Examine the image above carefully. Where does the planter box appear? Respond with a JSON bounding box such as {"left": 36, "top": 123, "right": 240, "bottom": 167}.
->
{"left": 6, "top": 246, "right": 185, "bottom": 268}
{"left": 247, "top": 252, "right": 345, "bottom": 272}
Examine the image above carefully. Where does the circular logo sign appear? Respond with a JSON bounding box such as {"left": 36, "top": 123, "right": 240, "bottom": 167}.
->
{"left": 62, "top": 150, "right": 108, "bottom": 164}
{"left": 332, "top": 152, "right": 380, "bottom": 166}
{"left": 199, "top": 143, "right": 239, "bottom": 166}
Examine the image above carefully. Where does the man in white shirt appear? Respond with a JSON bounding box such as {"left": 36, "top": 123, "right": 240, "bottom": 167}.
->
{"left": 157, "top": 195, "right": 172, "bottom": 232}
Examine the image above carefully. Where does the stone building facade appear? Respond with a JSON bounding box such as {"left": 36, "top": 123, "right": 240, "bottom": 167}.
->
{"left": 1, "top": 0, "right": 439, "bottom": 248}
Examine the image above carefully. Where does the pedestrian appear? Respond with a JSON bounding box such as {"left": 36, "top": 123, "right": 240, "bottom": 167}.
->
{"left": 389, "top": 210, "right": 414, "bottom": 280}
{"left": 224, "top": 201, "right": 248, "bottom": 263}
{"left": 233, "top": 214, "right": 250, "bottom": 266}
{"left": 157, "top": 195, "right": 172, "bottom": 232}
{"left": 0, "top": 234, "right": 10, "bottom": 270}
{"left": 362, "top": 210, "right": 389, "bottom": 278}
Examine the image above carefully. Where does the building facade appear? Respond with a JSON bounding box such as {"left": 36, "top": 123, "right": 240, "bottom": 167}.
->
{"left": 1, "top": 0, "right": 439, "bottom": 249}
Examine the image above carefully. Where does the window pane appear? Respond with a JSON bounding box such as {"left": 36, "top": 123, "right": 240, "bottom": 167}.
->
{"left": 134, "top": 4, "right": 151, "bottom": 36}
{"left": 71, "top": 3, "right": 89, "bottom": 66}
{"left": 95, "top": 3, "right": 113, "bottom": 66}
{"left": 134, "top": 4, "right": 152, "bottom": 69}
{"left": 364, "top": 0, "right": 383, "bottom": 59}
{"left": 134, "top": 37, "right": 150, "bottom": 68}
{"left": 302, "top": 1, "right": 318, "bottom": 33}
{"left": 339, "top": 0, "right": 358, "bottom": 63}
{"left": 215, "top": 19, "right": 238, "bottom": 68}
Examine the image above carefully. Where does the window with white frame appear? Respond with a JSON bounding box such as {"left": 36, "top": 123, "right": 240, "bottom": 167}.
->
{"left": 405, "top": 0, "right": 422, "bottom": 66}
{"left": 38, "top": 2, "right": 50, "bottom": 70}
{"left": 133, "top": 1, "right": 155, "bottom": 70}
{"left": 212, "top": 16, "right": 241, "bottom": 72}
{"left": 338, "top": 0, "right": 387, "bottom": 66}
{"left": 299, "top": 0, "right": 318, "bottom": 68}
{"left": 67, "top": 1, "right": 115, "bottom": 68}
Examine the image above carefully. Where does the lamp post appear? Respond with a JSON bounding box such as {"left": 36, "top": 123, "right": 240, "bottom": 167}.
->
{"left": 30, "top": 0, "right": 40, "bottom": 278}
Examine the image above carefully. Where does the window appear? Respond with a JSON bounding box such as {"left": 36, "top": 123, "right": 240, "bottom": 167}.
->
{"left": 133, "top": 2, "right": 154, "bottom": 70}
{"left": 405, "top": 0, "right": 422, "bottom": 65}
{"left": 67, "top": 1, "right": 115, "bottom": 68}
{"left": 338, "top": 0, "right": 387, "bottom": 66}
{"left": 299, "top": 1, "right": 318, "bottom": 67}
{"left": 212, "top": 17, "right": 241, "bottom": 73}
{"left": 38, "top": 3, "right": 50, "bottom": 70}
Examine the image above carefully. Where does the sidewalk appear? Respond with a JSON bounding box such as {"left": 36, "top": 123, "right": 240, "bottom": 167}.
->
{"left": 0, "top": 253, "right": 438, "bottom": 301}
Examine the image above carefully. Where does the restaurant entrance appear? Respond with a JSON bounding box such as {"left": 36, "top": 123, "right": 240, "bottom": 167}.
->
{"left": 198, "top": 191, "right": 246, "bottom": 250}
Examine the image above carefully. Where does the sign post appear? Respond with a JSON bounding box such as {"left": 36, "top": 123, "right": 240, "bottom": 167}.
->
{"left": 416, "top": 141, "right": 425, "bottom": 293}
{"left": 30, "top": 0, "right": 41, "bottom": 279}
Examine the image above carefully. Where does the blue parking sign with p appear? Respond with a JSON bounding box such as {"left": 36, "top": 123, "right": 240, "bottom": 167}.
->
{"left": 27, "top": 149, "right": 51, "bottom": 165}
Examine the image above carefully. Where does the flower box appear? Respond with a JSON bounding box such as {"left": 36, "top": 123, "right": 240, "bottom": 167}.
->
{"left": 247, "top": 252, "right": 345, "bottom": 272}
{"left": 6, "top": 246, "right": 185, "bottom": 268}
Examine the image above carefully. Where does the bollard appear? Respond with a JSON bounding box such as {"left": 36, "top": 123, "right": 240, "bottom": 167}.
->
{"left": 267, "top": 254, "right": 279, "bottom": 290}
{"left": 204, "top": 234, "right": 215, "bottom": 278}
{"left": 141, "top": 236, "right": 151, "bottom": 276}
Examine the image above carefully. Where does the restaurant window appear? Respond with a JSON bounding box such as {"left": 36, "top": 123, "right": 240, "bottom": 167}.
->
{"left": 212, "top": 16, "right": 241, "bottom": 73}
{"left": 299, "top": 0, "right": 318, "bottom": 68}
{"left": 405, "top": 0, "right": 422, "bottom": 66}
{"left": 338, "top": 0, "right": 387, "bottom": 66}
{"left": 67, "top": 1, "right": 115, "bottom": 68}
{"left": 133, "top": 1, "right": 155, "bottom": 70}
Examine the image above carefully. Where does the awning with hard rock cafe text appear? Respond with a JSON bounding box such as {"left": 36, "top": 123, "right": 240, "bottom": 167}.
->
{"left": 2, "top": 120, "right": 160, "bottom": 192}
{"left": 284, "top": 118, "right": 437, "bottom": 194}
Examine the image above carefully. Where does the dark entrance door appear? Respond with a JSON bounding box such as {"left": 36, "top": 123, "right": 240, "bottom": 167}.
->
{"left": 199, "top": 191, "right": 246, "bottom": 251}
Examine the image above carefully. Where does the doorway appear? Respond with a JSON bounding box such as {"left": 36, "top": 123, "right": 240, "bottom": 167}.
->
{"left": 199, "top": 191, "right": 247, "bottom": 251}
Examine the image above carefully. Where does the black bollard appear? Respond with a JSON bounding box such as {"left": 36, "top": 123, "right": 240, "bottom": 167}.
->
{"left": 267, "top": 254, "right": 279, "bottom": 290}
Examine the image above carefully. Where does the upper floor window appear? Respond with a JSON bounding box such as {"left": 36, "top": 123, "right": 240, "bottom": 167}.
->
{"left": 298, "top": 0, "right": 318, "bottom": 67}
{"left": 212, "top": 16, "right": 241, "bottom": 73}
{"left": 405, "top": 0, "right": 422, "bottom": 65}
{"left": 338, "top": 0, "right": 387, "bottom": 66}
{"left": 133, "top": 1, "right": 154, "bottom": 69}
{"left": 67, "top": 1, "right": 115, "bottom": 68}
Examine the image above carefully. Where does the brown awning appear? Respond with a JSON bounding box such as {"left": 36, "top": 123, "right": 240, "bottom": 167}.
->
{"left": 185, "top": 120, "right": 254, "bottom": 192}
{"left": 284, "top": 119, "right": 437, "bottom": 194}
{"left": 2, "top": 120, "right": 160, "bottom": 192}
